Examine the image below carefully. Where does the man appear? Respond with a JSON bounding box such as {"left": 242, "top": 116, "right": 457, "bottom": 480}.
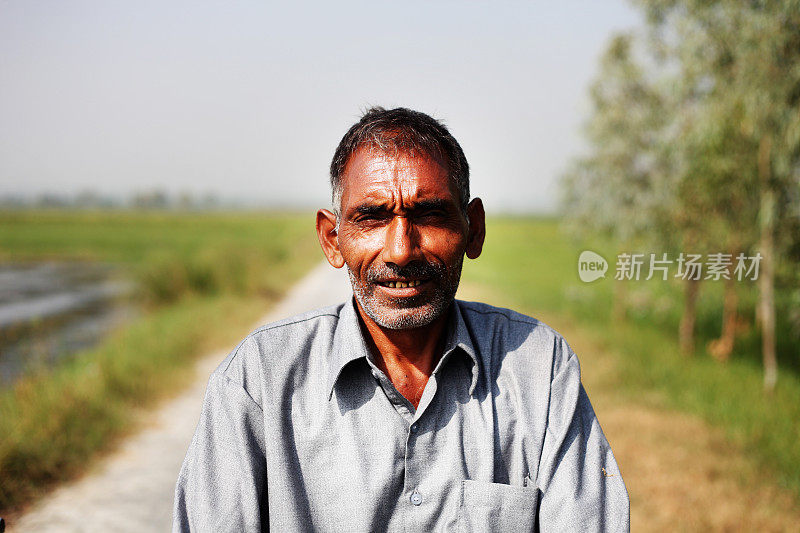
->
{"left": 174, "top": 107, "right": 629, "bottom": 532}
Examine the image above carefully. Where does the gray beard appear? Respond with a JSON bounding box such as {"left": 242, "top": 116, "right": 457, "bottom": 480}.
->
{"left": 347, "top": 258, "right": 462, "bottom": 330}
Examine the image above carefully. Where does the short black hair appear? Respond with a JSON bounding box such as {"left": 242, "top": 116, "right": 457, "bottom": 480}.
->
{"left": 329, "top": 107, "right": 470, "bottom": 212}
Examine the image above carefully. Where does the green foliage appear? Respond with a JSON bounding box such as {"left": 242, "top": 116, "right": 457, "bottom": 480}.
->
{"left": 561, "top": 33, "right": 674, "bottom": 247}
{"left": 0, "top": 210, "right": 315, "bottom": 264}
{"left": 135, "top": 245, "right": 288, "bottom": 304}
{"left": 562, "top": 0, "right": 800, "bottom": 390}
{"left": 0, "top": 209, "right": 320, "bottom": 304}
{"left": 0, "top": 210, "right": 321, "bottom": 512}
{"left": 0, "top": 295, "right": 271, "bottom": 511}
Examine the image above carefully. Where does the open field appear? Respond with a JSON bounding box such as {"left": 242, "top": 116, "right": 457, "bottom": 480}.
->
{"left": 0, "top": 210, "right": 321, "bottom": 512}
{"left": 0, "top": 210, "right": 322, "bottom": 303}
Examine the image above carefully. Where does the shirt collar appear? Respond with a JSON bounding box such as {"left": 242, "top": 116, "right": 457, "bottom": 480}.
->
{"left": 327, "top": 298, "right": 480, "bottom": 400}
{"left": 327, "top": 298, "right": 373, "bottom": 400}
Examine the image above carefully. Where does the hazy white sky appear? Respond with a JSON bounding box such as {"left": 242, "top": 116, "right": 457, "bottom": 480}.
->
{"left": 0, "top": 1, "right": 639, "bottom": 213}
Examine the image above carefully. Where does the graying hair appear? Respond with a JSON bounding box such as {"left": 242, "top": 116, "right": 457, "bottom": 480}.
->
{"left": 329, "top": 107, "right": 470, "bottom": 215}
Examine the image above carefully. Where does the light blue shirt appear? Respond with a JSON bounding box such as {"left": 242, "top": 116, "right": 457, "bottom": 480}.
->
{"left": 174, "top": 298, "right": 629, "bottom": 531}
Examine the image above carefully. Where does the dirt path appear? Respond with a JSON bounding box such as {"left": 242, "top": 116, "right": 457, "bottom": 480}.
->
{"left": 11, "top": 262, "right": 352, "bottom": 533}
{"left": 11, "top": 273, "right": 800, "bottom": 531}
{"left": 546, "top": 314, "right": 800, "bottom": 532}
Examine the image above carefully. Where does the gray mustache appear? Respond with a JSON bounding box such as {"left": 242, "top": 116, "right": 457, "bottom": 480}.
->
{"left": 366, "top": 262, "right": 444, "bottom": 282}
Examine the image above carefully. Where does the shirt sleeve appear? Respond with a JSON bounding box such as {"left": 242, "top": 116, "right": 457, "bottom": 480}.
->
{"left": 173, "top": 371, "right": 268, "bottom": 532}
{"left": 536, "top": 342, "right": 630, "bottom": 532}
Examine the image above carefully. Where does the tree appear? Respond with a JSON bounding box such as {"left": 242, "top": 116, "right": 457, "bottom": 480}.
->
{"left": 562, "top": 33, "right": 677, "bottom": 320}
{"left": 637, "top": 0, "right": 800, "bottom": 388}
{"left": 565, "top": 1, "right": 800, "bottom": 388}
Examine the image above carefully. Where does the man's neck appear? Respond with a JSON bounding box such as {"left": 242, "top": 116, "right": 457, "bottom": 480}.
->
{"left": 354, "top": 301, "right": 452, "bottom": 408}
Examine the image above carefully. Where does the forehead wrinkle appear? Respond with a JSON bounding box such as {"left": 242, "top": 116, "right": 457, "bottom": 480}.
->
{"left": 353, "top": 146, "right": 447, "bottom": 183}
{"left": 358, "top": 178, "right": 445, "bottom": 212}
{"left": 341, "top": 146, "right": 452, "bottom": 212}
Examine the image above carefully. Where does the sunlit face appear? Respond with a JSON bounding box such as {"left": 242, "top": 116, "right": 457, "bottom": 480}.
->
{"left": 336, "top": 146, "right": 471, "bottom": 330}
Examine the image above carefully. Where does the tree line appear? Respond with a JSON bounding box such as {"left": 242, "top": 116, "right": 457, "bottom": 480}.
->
{"left": 562, "top": 0, "right": 799, "bottom": 390}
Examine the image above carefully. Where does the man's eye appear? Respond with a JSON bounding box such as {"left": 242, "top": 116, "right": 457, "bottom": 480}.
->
{"left": 418, "top": 210, "right": 447, "bottom": 220}
{"left": 356, "top": 214, "right": 385, "bottom": 223}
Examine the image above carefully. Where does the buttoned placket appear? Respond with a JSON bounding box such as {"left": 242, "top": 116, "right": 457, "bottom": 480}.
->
{"left": 402, "top": 372, "right": 439, "bottom": 531}
{"left": 327, "top": 299, "right": 480, "bottom": 531}
{"left": 365, "top": 347, "right": 462, "bottom": 533}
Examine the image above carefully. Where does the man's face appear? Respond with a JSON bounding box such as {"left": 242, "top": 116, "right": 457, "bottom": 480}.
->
{"left": 332, "top": 146, "right": 476, "bottom": 330}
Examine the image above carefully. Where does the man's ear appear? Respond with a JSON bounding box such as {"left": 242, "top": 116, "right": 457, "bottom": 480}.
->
{"left": 316, "top": 209, "right": 345, "bottom": 268}
{"left": 465, "top": 198, "right": 486, "bottom": 259}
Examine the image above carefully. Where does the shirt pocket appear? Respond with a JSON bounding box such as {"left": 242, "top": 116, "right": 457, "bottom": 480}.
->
{"left": 458, "top": 479, "right": 538, "bottom": 533}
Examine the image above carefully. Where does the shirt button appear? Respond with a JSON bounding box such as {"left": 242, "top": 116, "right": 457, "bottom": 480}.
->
{"left": 410, "top": 423, "right": 419, "bottom": 433}
{"left": 410, "top": 491, "right": 423, "bottom": 506}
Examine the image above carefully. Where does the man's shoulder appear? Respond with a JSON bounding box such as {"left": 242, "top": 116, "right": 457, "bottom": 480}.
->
{"left": 211, "top": 303, "right": 346, "bottom": 383}
{"left": 235, "top": 302, "right": 346, "bottom": 355}
{"left": 457, "top": 299, "right": 541, "bottom": 325}
{"left": 456, "top": 299, "right": 565, "bottom": 342}
{"left": 247, "top": 302, "right": 346, "bottom": 339}
{"left": 456, "top": 299, "right": 577, "bottom": 375}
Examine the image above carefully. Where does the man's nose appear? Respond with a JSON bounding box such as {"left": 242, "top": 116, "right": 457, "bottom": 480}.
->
{"left": 381, "top": 216, "right": 422, "bottom": 267}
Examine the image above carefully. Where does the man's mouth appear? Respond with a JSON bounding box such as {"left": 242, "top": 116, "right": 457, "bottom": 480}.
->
{"left": 375, "top": 279, "right": 426, "bottom": 289}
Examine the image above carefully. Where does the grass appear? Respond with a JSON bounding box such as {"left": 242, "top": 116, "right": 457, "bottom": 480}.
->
{"left": 0, "top": 210, "right": 322, "bottom": 303}
{"left": 460, "top": 216, "right": 800, "bottom": 497}
{"left": 0, "top": 210, "right": 322, "bottom": 512}
{"left": 0, "top": 210, "right": 313, "bottom": 263}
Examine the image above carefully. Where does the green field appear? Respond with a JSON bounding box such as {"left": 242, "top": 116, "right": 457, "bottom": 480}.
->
{"left": 0, "top": 210, "right": 324, "bottom": 303}
{"left": 0, "top": 210, "right": 322, "bottom": 512}
{"left": 460, "top": 217, "right": 800, "bottom": 497}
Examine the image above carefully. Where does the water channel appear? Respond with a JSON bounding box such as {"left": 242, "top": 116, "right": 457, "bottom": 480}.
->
{"left": 0, "top": 261, "right": 136, "bottom": 385}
